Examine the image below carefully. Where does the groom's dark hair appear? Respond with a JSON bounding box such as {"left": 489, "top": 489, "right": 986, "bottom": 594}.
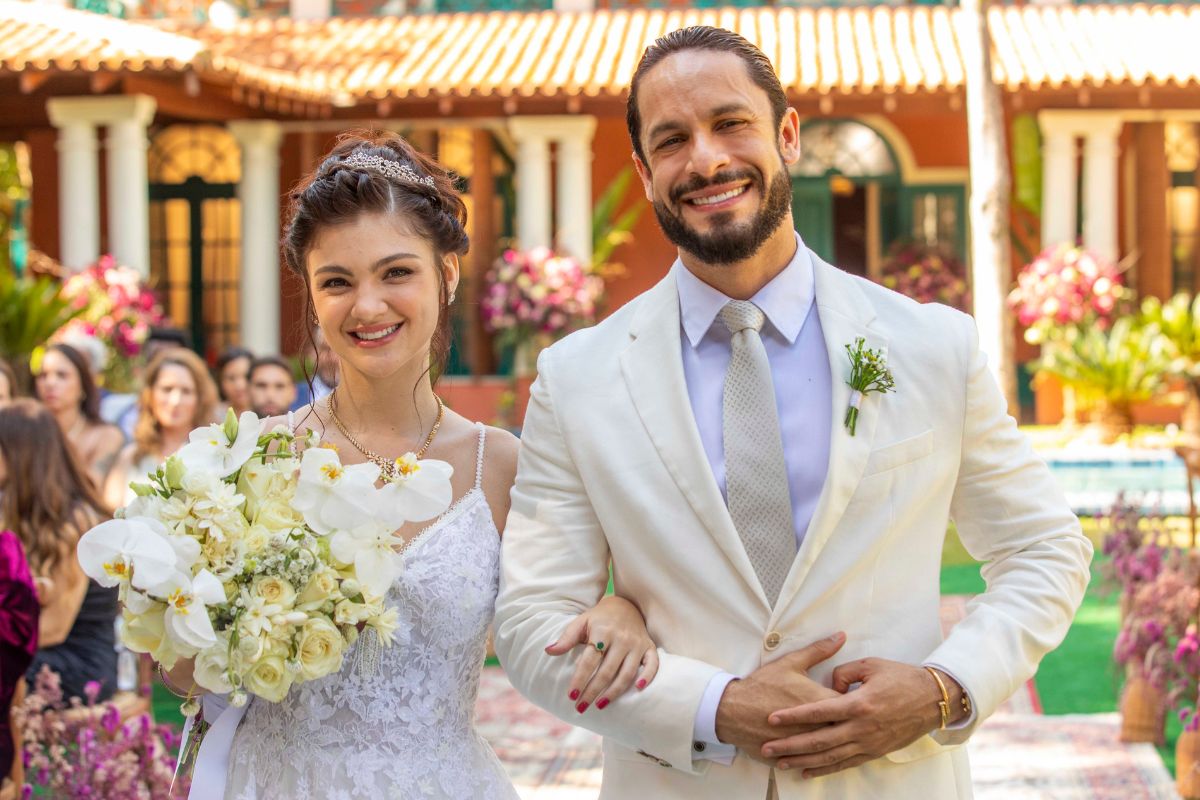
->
{"left": 626, "top": 26, "right": 789, "bottom": 164}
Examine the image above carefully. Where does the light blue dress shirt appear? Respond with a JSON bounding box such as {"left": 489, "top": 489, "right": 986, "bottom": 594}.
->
{"left": 677, "top": 235, "right": 831, "bottom": 764}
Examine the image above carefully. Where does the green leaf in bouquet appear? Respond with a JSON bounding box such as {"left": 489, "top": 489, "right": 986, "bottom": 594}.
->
{"left": 129, "top": 481, "right": 156, "bottom": 497}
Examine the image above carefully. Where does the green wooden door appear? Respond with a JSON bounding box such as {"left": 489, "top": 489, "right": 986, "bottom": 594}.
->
{"left": 791, "top": 178, "right": 834, "bottom": 262}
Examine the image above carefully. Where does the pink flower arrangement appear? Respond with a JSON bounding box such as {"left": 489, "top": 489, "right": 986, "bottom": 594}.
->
{"left": 1114, "top": 550, "right": 1200, "bottom": 692}
{"left": 878, "top": 242, "right": 969, "bottom": 310}
{"left": 1007, "top": 244, "right": 1131, "bottom": 343}
{"left": 16, "top": 666, "right": 185, "bottom": 799}
{"left": 56, "top": 255, "right": 165, "bottom": 392}
{"left": 481, "top": 247, "right": 604, "bottom": 349}
{"left": 1101, "top": 496, "right": 1167, "bottom": 598}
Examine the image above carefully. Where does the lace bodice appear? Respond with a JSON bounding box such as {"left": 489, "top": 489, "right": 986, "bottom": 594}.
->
{"left": 224, "top": 424, "right": 517, "bottom": 800}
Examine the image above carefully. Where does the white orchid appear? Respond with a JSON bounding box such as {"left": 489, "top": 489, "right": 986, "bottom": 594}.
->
{"left": 177, "top": 410, "right": 264, "bottom": 478}
{"left": 375, "top": 454, "right": 454, "bottom": 526}
{"left": 329, "top": 519, "right": 405, "bottom": 599}
{"left": 291, "top": 447, "right": 380, "bottom": 535}
{"left": 77, "top": 517, "right": 178, "bottom": 592}
{"left": 161, "top": 569, "right": 226, "bottom": 651}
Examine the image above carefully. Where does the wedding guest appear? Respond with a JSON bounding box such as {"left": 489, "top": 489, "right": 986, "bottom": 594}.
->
{"left": 0, "top": 400, "right": 116, "bottom": 703}
{"left": 247, "top": 356, "right": 297, "bottom": 418}
{"left": 0, "top": 362, "right": 17, "bottom": 405}
{"left": 34, "top": 343, "right": 125, "bottom": 485}
{"left": 215, "top": 347, "right": 254, "bottom": 418}
{"left": 103, "top": 348, "right": 217, "bottom": 508}
{"left": 0, "top": 529, "right": 38, "bottom": 781}
{"left": 293, "top": 326, "right": 340, "bottom": 409}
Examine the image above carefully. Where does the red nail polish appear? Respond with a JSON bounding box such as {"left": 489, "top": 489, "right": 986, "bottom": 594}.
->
{"left": 569, "top": 689, "right": 580, "bottom": 701}
{"left": 596, "top": 697, "right": 610, "bottom": 710}
{"left": 636, "top": 679, "right": 647, "bottom": 690}
{"left": 576, "top": 701, "right": 589, "bottom": 714}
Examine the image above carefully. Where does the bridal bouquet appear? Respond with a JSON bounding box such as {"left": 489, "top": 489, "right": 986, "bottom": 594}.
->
{"left": 76, "top": 410, "right": 453, "bottom": 710}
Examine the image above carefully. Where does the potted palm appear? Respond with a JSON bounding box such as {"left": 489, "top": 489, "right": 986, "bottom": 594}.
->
{"left": 1141, "top": 293, "right": 1200, "bottom": 440}
{"left": 1033, "top": 314, "right": 1169, "bottom": 443}
{"left": 0, "top": 266, "right": 83, "bottom": 392}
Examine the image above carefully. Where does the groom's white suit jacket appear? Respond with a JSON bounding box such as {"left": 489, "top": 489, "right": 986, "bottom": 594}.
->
{"left": 494, "top": 253, "right": 1092, "bottom": 799}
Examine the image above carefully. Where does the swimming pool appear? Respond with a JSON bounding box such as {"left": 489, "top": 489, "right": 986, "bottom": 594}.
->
{"left": 1039, "top": 447, "right": 1190, "bottom": 516}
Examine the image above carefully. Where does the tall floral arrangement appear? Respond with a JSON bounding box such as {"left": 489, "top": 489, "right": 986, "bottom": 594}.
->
{"left": 878, "top": 241, "right": 969, "bottom": 310}
{"left": 16, "top": 666, "right": 184, "bottom": 799}
{"left": 481, "top": 246, "right": 604, "bottom": 351}
{"left": 57, "top": 255, "right": 165, "bottom": 391}
{"left": 1008, "top": 244, "right": 1131, "bottom": 345}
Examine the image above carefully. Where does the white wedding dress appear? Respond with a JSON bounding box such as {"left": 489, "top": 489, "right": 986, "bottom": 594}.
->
{"left": 223, "top": 424, "right": 519, "bottom": 799}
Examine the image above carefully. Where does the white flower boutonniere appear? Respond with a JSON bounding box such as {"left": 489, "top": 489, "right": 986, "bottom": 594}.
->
{"left": 844, "top": 337, "right": 895, "bottom": 436}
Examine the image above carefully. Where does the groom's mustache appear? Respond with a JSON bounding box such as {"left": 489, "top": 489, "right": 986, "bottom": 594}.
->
{"left": 669, "top": 169, "right": 762, "bottom": 205}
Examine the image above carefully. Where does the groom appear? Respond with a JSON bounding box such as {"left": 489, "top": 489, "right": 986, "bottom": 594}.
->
{"left": 494, "top": 26, "right": 1091, "bottom": 799}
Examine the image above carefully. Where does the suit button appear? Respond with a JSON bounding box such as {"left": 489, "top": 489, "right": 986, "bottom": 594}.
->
{"left": 764, "top": 631, "right": 782, "bottom": 650}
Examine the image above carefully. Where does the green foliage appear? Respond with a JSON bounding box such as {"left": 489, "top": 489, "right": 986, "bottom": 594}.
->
{"left": 1010, "top": 113, "right": 1043, "bottom": 216}
{"left": 1035, "top": 315, "right": 1169, "bottom": 406}
{"left": 0, "top": 270, "right": 83, "bottom": 367}
{"left": 591, "top": 166, "right": 645, "bottom": 277}
{"left": 1141, "top": 292, "right": 1200, "bottom": 379}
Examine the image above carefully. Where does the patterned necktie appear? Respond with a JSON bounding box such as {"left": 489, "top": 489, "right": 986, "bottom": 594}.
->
{"left": 718, "top": 300, "right": 797, "bottom": 606}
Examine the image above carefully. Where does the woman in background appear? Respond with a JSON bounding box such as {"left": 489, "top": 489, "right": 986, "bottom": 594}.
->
{"left": 34, "top": 343, "right": 124, "bottom": 484}
{"left": 104, "top": 348, "right": 217, "bottom": 508}
{"left": 0, "top": 529, "right": 38, "bottom": 789}
{"left": 0, "top": 362, "right": 17, "bottom": 405}
{"left": 215, "top": 347, "right": 254, "bottom": 419}
{"left": 0, "top": 400, "right": 115, "bottom": 702}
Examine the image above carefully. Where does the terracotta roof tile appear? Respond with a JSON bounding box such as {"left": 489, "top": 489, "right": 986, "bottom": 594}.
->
{"left": 2, "top": 1, "right": 1199, "bottom": 107}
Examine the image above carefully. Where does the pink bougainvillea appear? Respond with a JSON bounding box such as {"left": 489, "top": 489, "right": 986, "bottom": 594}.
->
{"left": 1007, "top": 244, "right": 1131, "bottom": 343}
{"left": 16, "top": 666, "right": 184, "bottom": 799}
{"left": 481, "top": 247, "right": 604, "bottom": 349}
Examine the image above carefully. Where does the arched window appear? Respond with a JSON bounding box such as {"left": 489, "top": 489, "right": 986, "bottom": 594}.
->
{"left": 792, "top": 119, "right": 899, "bottom": 179}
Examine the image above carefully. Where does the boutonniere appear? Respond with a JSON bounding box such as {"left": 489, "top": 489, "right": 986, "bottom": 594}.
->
{"left": 844, "top": 337, "right": 894, "bottom": 436}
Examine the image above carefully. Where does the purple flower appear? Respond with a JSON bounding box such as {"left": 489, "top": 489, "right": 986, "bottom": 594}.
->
{"left": 83, "top": 681, "right": 101, "bottom": 705}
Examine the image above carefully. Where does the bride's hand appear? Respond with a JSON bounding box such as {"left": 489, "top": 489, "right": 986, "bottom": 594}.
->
{"left": 544, "top": 595, "right": 660, "bottom": 714}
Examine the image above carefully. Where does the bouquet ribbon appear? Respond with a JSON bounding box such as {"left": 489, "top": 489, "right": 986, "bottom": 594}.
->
{"left": 179, "top": 693, "right": 248, "bottom": 798}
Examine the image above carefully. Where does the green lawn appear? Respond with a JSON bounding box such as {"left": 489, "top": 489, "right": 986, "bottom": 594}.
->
{"left": 940, "top": 526, "right": 1181, "bottom": 773}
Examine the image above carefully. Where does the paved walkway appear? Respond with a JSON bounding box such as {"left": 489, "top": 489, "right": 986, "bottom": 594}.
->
{"left": 475, "top": 596, "right": 1178, "bottom": 799}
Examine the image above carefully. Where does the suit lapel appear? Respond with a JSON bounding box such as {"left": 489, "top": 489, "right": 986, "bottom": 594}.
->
{"left": 619, "top": 271, "right": 771, "bottom": 612}
{"left": 775, "top": 256, "right": 888, "bottom": 615}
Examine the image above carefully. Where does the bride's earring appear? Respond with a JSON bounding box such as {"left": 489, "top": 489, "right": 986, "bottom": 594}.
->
{"left": 448, "top": 291, "right": 457, "bottom": 305}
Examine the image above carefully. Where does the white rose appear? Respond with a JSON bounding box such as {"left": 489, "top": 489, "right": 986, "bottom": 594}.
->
{"left": 253, "top": 575, "right": 297, "bottom": 609}
{"left": 254, "top": 498, "right": 304, "bottom": 534}
{"left": 243, "top": 655, "right": 293, "bottom": 703}
{"left": 296, "top": 618, "right": 346, "bottom": 680}
{"left": 193, "top": 638, "right": 234, "bottom": 693}
{"left": 297, "top": 568, "right": 341, "bottom": 609}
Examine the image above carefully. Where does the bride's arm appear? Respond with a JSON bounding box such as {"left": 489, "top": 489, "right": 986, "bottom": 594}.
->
{"left": 545, "top": 594, "right": 660, "bottom": 712}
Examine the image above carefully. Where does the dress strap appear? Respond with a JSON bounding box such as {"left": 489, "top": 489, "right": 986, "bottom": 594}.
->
{"left": 473, "top": 422, "right": 486, "bottom": 491}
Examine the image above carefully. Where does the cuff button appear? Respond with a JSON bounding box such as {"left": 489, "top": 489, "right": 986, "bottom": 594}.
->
{"left": 693, "top": 741, "right": 707, "bottom": 753}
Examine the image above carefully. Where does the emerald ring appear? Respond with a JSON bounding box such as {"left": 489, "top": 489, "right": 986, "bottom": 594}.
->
{"left": 593, "top": 641, "right": 605, "bottom": 652}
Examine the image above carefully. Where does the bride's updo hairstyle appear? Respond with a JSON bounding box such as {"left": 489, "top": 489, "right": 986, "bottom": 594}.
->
{"left": 284, "top": 131, "right": 469, "bottom": 382}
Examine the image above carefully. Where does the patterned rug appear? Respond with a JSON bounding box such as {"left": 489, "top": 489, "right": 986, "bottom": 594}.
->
{"left": 474, "top": 595, "right": 1178, "bottom": 799}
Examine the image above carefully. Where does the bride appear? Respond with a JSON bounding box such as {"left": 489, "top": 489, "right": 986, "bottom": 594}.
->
{"left": 164, "top": 133, "right": 658, "bottom": 799}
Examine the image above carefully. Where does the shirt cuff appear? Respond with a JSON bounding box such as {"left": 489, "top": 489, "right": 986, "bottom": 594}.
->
{"left": 692, "top": 672, "right": 738, "bottom": 764}
{"left": 923, "top": 662, "right": 977, "bottom": 730}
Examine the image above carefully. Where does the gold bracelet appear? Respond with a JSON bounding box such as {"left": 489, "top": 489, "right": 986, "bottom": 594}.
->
{"left": 923, "top": 666, "right": 950, "bottom": 731}
{"left": 157, "top": 663, "right": 194, "bottom": 700}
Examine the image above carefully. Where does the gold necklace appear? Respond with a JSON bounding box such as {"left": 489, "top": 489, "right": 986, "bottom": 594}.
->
{"left": 328, "top": 391, "right": 445, "bottom": 481}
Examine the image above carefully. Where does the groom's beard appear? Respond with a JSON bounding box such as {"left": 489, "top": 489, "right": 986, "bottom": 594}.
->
{"left": 652, "top": 164, "right": 793, "bottom": 266}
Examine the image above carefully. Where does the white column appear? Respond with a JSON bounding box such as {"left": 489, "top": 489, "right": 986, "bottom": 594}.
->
{"left": 228, "top": 121, "right": 284, "bottom": 354}
{"left": 46, "top": 101, "right": 100, "bottom": 271}
{"left": 105, "top": 96, "right": 157, "bottom": 278}
{"left": 508, "top": 118, "right": 554, "bottom": 250}
{"left": 554, "top": 116, "right": 597, "bottom": 264}
{"left": 1039, "top": 123, "right": 1077, "bottom": 248}
{"left": 1081, "top": 118, "right": 1123, "bottom": 262}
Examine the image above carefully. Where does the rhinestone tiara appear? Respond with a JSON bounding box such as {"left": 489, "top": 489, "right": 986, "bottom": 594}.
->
{"left": 341, "top": 152, "right": 436, "bottom": 188}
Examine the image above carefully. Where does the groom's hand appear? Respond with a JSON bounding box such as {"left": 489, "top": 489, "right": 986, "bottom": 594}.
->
{"left": 713, "top": 632, "right": 845, "bottom": 764}
{"left": 761, "top": 659, "right": 963, "bottom": 778}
